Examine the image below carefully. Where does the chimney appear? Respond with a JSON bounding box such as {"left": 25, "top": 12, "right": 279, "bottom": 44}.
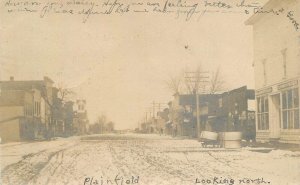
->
{"left": 10, "top": 76, "right": 14, "bottom": 81}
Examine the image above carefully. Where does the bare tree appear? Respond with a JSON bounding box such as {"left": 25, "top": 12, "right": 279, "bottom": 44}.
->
{"left": 97, "top": 114, "right": 107, "bottom": 125}
{"left": 209, "top": 67, "right": 225, "bottom": 94}
{"left": 184, "top": 74, "right": 195, "bottom": 94}
{"left": 91, "top": 113, "right": 116, "bottom": 134}
{"left": 164, "top": 73, "right": 183, "bottom": 94}
{"left": 56, "top": 81, "right": 76, "bottom": 102}
{"left": 183, "top": 66, "right": 208, "bottom": 94}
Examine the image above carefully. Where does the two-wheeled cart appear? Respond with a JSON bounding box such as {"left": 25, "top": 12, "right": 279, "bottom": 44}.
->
{"left": 198, "top": 131, "right": 221, "bottom": 148}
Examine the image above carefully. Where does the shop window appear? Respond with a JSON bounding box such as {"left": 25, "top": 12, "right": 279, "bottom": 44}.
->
{"left": 257, "top": 96, "right": 269, "bottom": 130}
{"left": 282, "top": 88, "right": 299, "bottom": 129}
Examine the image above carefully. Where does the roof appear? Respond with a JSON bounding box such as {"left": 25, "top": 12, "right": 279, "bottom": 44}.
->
{"left": 0, "top": 90, "right": 27, "bottom": 106}
{"left": 179, "top": 94, "right": 221, "bottom": 106}
{"left": 220, "top": 86, "right": 255, "bottom": 100}
{"left": 245, "top": 0, "right": 293, "bottom": 25}
{"left": 0, "top": 76, "right": 54, "bottom": 91}
{"left": 0, "top": 81, "right": 44, "bottom": 91}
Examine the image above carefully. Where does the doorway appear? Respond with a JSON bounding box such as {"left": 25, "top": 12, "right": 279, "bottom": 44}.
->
{"left": 270, "top": 94, "right": 281, "bottom": 139}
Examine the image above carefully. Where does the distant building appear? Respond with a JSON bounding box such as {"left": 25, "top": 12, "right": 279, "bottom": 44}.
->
{"left": 168, "top": 93, "right": 185, "bottom": 137}
{"left": 73, "top": 99, "right": 89, "bottom": 135}
{"left": 179, "top": 94, "right": 221, "bottom": 137}
{"left": 156, "top": 108, "right": 169, "bottom": 134}
{"left": 246, "top": 0, "right": 300, "bottom": 143}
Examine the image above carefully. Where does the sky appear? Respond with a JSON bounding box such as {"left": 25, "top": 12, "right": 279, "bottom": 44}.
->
{"left": 0, "top": 0, "right": 269, "bottom": 129}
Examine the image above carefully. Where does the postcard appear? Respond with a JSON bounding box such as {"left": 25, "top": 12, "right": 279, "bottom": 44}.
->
{"left": 0, "top": 0, "right": 299, "bottom": 184}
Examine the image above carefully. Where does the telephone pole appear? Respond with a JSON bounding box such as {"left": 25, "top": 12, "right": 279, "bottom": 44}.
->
{"left": 150, "top": 102, "right": 168, "bottom": 118}
{"left": 185, "top": 69, "right": 209, "bottom": 138}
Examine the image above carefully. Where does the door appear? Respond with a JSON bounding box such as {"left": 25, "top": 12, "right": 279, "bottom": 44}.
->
{"left": 270, "top": 94, "right": 281, "bottom": 139}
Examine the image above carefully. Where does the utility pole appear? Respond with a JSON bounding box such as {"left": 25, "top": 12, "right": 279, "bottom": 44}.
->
{"left": 185, "top": 69, "right": 209, "bottom": 138}
{"left": 149, "top": 102, "right": 168, "bottom": 118}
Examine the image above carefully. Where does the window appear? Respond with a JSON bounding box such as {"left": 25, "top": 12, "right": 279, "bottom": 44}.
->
{"left": 257, "top": 96, "right": 269, "bottom": 130}
{"left": 25, "top": 103, "right": 33, "bottom": 116}
{"left": 34, "top": 101, "right": 41, "bottom": 116}
{"left": 218, "top": 98, "right": 223, "bottom": 108}
{"left": 79, "top": 104, "right": 85, "bottom": 111}
{"left": 282, "top": 88, "right": 299, "bottom": 129}
{"left": 281, "top": 48, "right": 287, "bottom": 78}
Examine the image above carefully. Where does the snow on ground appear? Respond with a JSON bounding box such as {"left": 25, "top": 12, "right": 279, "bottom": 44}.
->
{"left": 1, "top": 134, "right": 300, "bottom": 185}
{"left": 0, "top": 136, "right": 81, "bottom": 172}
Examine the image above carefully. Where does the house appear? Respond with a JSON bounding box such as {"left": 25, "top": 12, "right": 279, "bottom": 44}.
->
{"left": 246, "top": 0, "right": 300, "bottom": 143}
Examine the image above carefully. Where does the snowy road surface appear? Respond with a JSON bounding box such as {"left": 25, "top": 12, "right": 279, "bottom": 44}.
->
{"left": 1, "top": 134, "right": 300, "bottom": 185}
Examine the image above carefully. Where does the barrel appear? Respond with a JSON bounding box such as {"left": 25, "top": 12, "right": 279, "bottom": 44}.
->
{"left": 200, "top": 131, "right": 218, "bottom": 140}
{"left": 223, "top": 132, "right": 242, "bottom": 149}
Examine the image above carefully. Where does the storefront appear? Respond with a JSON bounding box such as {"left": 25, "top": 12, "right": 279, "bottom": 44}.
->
{"left": 256, "top": 78, "right": 300, "bottom": 143}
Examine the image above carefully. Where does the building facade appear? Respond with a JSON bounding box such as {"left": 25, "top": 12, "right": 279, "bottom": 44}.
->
{"left": 246, "top": 0, "right": 300, "bottom": 143}
{"left": 215, "top": 86, "right": 256, "bottom": 141}
{"left": 0, "top": 76, "right": 82, "bottom": 142}
{"left": 73, "top": 99, "right": 89, "bottom": 135}
{"left": 0, "top": 87, "right": 46, "bottom": 142}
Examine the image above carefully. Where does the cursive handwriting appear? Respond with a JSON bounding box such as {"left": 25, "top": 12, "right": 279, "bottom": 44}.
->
{"left": 3, "top": 0, "right": 299, "bottom": 28}
{"left": 287, "top": 11, "right": 299, "bottom": 31}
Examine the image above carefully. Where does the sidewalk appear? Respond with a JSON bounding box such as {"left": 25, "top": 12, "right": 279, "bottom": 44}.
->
{"left": 248, "top": 141, "right": 300, "bottom": 152}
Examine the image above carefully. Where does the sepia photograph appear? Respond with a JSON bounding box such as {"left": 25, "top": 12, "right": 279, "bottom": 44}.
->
{"left": 0, "top": 0, "right": 300, "bottom": 184}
